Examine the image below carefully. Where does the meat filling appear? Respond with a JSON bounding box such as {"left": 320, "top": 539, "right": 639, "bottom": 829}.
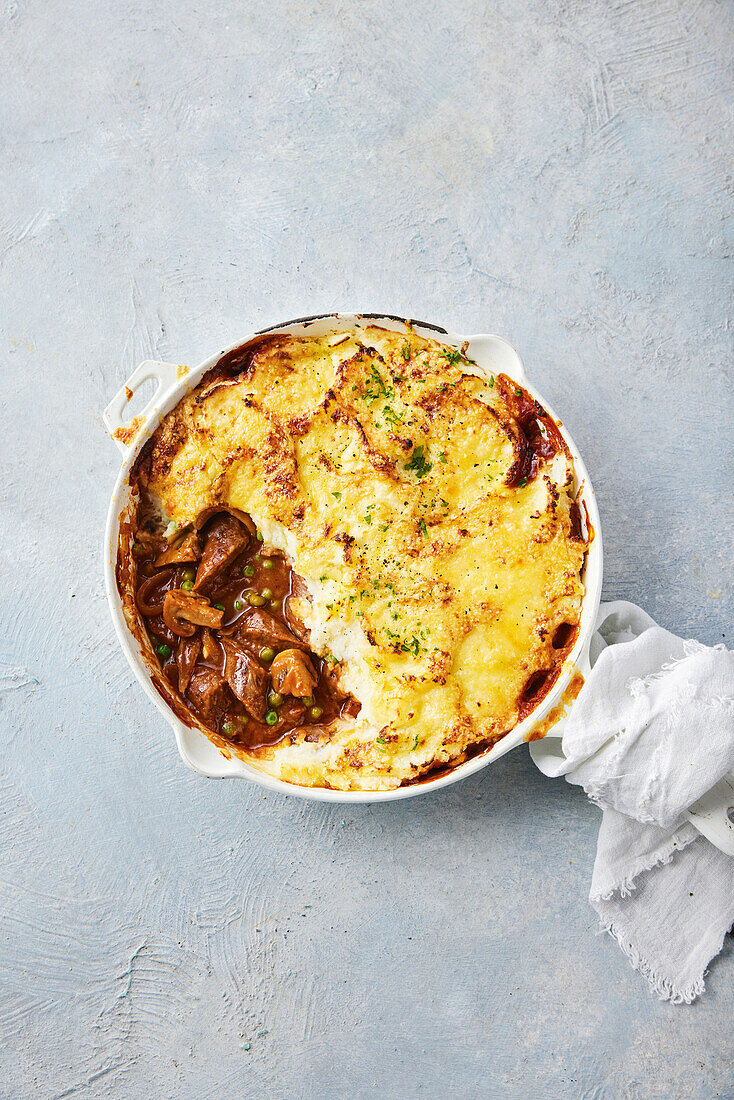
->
{"left": 132, "top": 509, "right": 360, "bottom": 749}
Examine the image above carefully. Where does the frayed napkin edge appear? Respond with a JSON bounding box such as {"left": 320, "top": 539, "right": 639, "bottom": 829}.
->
{"left": 590, "top": 828, "right": 724, "bottom": 1005}
{"left": 595, "top": 917, "right": 706, "bottom": 1004}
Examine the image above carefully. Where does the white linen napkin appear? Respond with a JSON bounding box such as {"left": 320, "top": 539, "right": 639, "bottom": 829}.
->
{"left": 530, "top": 600, "right": 734, "bottom": 1003}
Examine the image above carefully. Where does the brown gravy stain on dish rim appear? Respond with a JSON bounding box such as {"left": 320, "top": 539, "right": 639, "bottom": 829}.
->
{"left": 524, "top": 666, "right": 585, "bottom": 742}
{"left": 112, "top": 415, "right": 144, "bottom": 447}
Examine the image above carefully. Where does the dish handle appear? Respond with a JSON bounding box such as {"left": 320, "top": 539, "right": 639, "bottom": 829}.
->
{"left": 684, "top": 774, "right": 734, "bottom": 856}
{"left": 463, "top": 333, "right": 527, "bottom": 384}
{"left": 104, "top": 360, "right": 182, "bottom": 455}
{"left": 528, "top": 647, "right": 592, "bottom": 775}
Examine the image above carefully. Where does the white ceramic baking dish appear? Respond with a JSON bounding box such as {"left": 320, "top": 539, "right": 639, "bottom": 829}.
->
{"left": 102, "top": 313, "right": 733, "bottom": 848}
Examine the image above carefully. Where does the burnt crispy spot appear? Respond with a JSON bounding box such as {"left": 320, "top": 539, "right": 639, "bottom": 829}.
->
{"left": 219, "top": 444, "right": 247, "bottom": 470}
{"left": 135, "top": 413, "right": 190, "bottom": 487}
{"left": 352, "top": 417, "right": 398, "bottom": 478}
{"left": 287, "top": 414, "right": 313, "bottom": 436}
{"left": 426, "top": 649, "right": 452, "bottom": 684}
{"left": 334, "top": 531, "right": 355, "bottom": 562}
{"left": 330, "top": 403, "right": 399, "bottom": 480}
{"left": 544, "top": 475, "right": 559, "bottom": 518}
{"left": 212, "top": 334, "right": 288, "bottom": 381}
{"left": 416, "top": 390, "right": 445, "bottom": 420}
{"left": 130, "top": 434, "right": 156, "bottom": 485}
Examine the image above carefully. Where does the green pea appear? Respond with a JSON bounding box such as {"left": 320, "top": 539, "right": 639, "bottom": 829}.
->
{"left": 256, "top": 530, "right": 264, "bottom": 542}
{"left": 234, "top": 599, "right": 243, "bottom": 611}
{"left": 243, "top": 565, "right": 255, "bottom": 578}
{"left": 261, "top": 588, "right": 273, "bottom": 600}
{"left": 260, "top": 647, "right": 275, "bottom": 664}
{"left": 265, "top": 710, "right": 278, "bottom": 726}
{"left": 157, "top": 643, "right": 171, "bottom": 658}
{"left": 183, "top": 567, "right": 196, "bottom": 582}
{"left": 213, "top": 603, "right": 225, "bottom": 611}
{"left": 262, "top": 558, "right": 274, "bottom": 570}
{"left": 181, "top": 579, "right": 194, "bottom": 591}
{"left": 222, "top": 720, "right": 235, "bottom": 736}
{"left": 132, "top": 542, "right": 144, "bottom": 557}
{"left": 268, "top": 691, "right": 284, "bottom": 707}
{"left": 248, "top": 592, "right": 266, "bottom": 607}
{"left": 302, "top": 696, "right": 314, "bottom": 707}
{"left": 309, "top": 706, "right": 323, "bottom": 720}
{"left": 253, "top": 553, "right": 261, "bottom": 563}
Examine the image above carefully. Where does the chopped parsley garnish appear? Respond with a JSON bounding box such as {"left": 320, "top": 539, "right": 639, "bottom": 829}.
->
{"left": 405, "top": 445, "right": 433, "bottom": 479}
{"left": 419, "top": 518, "right": 427, "bottom": 537}
{"left": 518, "top": 477, "right": 528, "bottom": 487}
{"left": 515, "top": 386, "right": 522, "bottom": 397}
{"left": 332, "top": 491, "right": 341, "bottom": 499}
{"left": 383, "top": 405, "right": 402, "bottom": 426}
{"left": 489, "top": 375, "right": 495, "bottom": 387}
{"left": 385, "top": 625, "right": 426, "bottom": 656}
{"left": 441, "top": 348, "right": 462, "bottom": 366}
{"left": 361, "top": 364, "right": 395, "bottom": 404}
{"left": 401, "top": 344, "right": 411, "bottom": 361}
{"left": 412, "top": 734, "right": 419, "bottom": 750}
{"left": 439, "top": 452, "right": 447, "bottom": 463}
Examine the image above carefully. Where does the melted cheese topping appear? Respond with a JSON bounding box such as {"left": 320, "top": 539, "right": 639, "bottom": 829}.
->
{"left": 135, "top": 326, "right": 587, "bottom": 790}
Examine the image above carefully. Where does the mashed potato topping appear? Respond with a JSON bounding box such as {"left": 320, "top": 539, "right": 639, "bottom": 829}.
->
{"left": 127, "top": 324, "right": 587, "bottom": 790}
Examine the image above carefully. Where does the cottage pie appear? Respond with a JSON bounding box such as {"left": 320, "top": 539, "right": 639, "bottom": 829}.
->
{"left": 119, "top": 325, "right": 588, "bottom": 791}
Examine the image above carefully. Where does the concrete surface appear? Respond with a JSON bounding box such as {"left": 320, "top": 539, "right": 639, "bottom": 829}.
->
{"left": 1, "top": 0, "right": 732, "bottom": 1096}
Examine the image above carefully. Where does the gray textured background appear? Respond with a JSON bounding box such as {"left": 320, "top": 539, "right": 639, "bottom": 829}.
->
{"left": 1, "top": 0, "right": 733, "bottom": 1097}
